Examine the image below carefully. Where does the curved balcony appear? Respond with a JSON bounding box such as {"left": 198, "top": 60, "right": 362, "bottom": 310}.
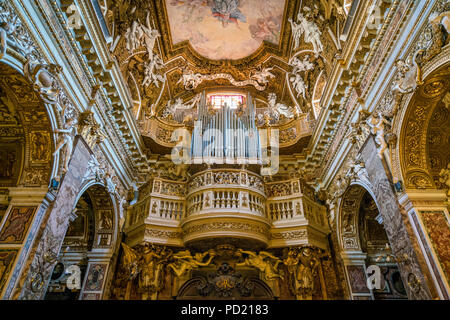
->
{"left": 181, "top": 169, "right": 270, "bottom": 247}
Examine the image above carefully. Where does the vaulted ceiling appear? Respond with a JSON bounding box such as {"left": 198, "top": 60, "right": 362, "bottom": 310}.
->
{"left": 165, "top": 0, "right": 286, "bottom": 60}
{"left": 105, "top": 0, "right": 348, "bottom": 156}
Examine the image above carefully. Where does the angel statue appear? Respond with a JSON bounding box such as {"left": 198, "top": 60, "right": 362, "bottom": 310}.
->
{"left": 140, "top": 12, "right": 160, "bottom": 62}
{"left": 124, "top": 12, "right": 160, "bottom": 59}
{"left": 265, "top": 92, "right": 296, "bottom": 123}
{"left": 289, "top": 55, "right": 314, "bottom": 75}
{"left": 236, "top": 249, "right": 284, "bottom": 281}
{"left": 162, "top": 94, "right": 201, "bottom": 120}
{"left": 251, "top": 66, "right": 275, "bottom": 85}
{"left": 142, "top": 55, "right": 165, "bottom": 88}
{"left": 138, "top": 245, "right": 171, "bottom": 300}
{"left": 288, "top": 17, "right": 303, "bottom": 50}
{"left": 114, "top": 243, "right": 140, "bottom": 299}
{"left": 53, "top": 117, "right": 77, "bottom": 173}
{"left": 290, "top": 12, "right": 324, "bottom": 56}
{"left": 167, "top": 249, "right": 216, "bottom": 279}
{"left": 290, "top": 73, "right": 308, "bottom": 100}
{"left": 177, "top": 66, "right": 204, "bottom": 90}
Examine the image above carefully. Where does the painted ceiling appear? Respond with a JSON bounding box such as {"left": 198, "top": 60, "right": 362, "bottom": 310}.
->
{"left": 165, "top": 0, "right": 286, "bottom": 60}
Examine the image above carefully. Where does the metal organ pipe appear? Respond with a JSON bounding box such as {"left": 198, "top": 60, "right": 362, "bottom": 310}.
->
{"left": 191, "top": 91, "right": 262, "bottom": 165}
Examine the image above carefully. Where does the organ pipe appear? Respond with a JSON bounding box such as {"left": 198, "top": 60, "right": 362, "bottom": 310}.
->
{"left": 191, "top": 91, "right": 262, "bottom": 165}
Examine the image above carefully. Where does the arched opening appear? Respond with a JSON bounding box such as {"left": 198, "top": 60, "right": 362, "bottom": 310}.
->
{"left": 339, "top": 184, "right": 407, "bottom": 300}
{"left": 0, "top": 62, "right": 54, "bottom": 195}
{"left": 399, "top": 65, "right": 450, "bottom": 190}
{"left": 44, "top": 184, "right": 117, "bottom": 300}
{"left": 395, "top": 63, "right": 450, "bottom": 299}
{"left": 0, "top": 62, "right": 56, "bottom": 298}
{"left": 357, "top": 192, "right": 407, "bottom": 299}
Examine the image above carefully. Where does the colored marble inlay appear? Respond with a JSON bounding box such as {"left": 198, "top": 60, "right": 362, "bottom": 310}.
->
{"left": 420, "top": 211, "right": 450, "bottom": 285}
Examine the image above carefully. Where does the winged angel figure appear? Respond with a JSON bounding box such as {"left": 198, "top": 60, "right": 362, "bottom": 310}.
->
{"left": 263, "top": 93, "right": 298, "bottom": 124}
{"left": 289, "top": 12, "right": 323, "bottom": 56}
{"left": 162, "top": 93, "right": 201, "bottom": 122}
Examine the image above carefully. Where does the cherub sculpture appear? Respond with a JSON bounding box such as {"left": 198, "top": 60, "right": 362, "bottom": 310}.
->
{"left": 236, "top": 249, "right": 283, "bottom": 281}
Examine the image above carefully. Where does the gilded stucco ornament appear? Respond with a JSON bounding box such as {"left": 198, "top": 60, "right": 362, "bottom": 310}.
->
{"left": 438, "top": 163, "right": 450, "bottom": 197}
{"left": 283, "top": 247, "right": 322, "bottom": 300}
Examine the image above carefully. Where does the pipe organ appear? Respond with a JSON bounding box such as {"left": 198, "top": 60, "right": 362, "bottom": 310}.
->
{"left": 191, "top": 92, "right": 261, "bottom": 165}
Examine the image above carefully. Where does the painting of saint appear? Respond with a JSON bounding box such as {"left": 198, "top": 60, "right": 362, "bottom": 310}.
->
{"left": 209, "top": 0, "right": 246, "bottom": 28}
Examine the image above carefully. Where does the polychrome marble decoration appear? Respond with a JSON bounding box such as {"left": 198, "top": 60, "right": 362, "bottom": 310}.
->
{"left": 166, "top": 0, "right": 286, "bottom": 60}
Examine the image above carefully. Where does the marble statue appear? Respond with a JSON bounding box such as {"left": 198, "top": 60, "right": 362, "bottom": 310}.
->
{"left": 296, "top": 12, "right": 324, "bottom": 56}
{"left": 289, "top": 55, "right": 314, "bottom": 74}
{"left": 290, "top": 73, "right": 308, "bottom": 99}
{"left": 251, "top": 66, "right": 275, "bottom": 85}
{"left": 142, "top": 54, "right": 165, "bottom": 88}
{"left": 162, "top": 94, "right": 201, "bottom": 119}
{"left": 125, "top": 12, "right": 160, "bottom": 59}
{"left": 53, "top": 117, "right": 77, "bottom": 173}
{"left": 265, "top": 92, "right": 296, "bottom": 122}
{"left": 369, "top": 112, "right": 391, "bottom": 159}
{"left": 288, "top": 17, "right": 303, "bottom": 50}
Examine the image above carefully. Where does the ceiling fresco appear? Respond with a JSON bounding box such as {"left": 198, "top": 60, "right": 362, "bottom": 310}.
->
{"left": 165, "top": 0, "right": 287, "bottom": 60}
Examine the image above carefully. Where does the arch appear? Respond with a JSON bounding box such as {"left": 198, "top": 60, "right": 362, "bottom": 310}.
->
{"left": 176, "top": 276, "right": 274, "bottom": 300}
{"left": 0, "top": 62, "right": 56, "bottom": 189}
{"left": 393, "top": 59, "right": 450, "bottom": 191}
{"left": 44, "top": 181, "right": 119, "bottom": 300}
{"left": 337, "top": 183, "right": 408, "bottom": 299}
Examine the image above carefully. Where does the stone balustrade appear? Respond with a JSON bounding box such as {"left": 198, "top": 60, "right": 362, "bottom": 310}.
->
{"left": 125, "top": 172, "right": 329, "bottom": 249}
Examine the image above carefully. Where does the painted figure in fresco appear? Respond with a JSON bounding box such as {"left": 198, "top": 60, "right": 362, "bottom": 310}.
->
{"left": 210, "top": 0, "right": 246, "bottom": 28}
{"left": 249, "top": 16, "right": 281, "bottom": 43}
{"left": 0, "top": 208, "right": 33, "bottom": 242}
{"left": 236, "top": 249, "right": 283, "bottom": 281}
{"left": 32, "top": 132, "right": 47, "bottom": 161}
{"left": 53, "top": 117, "right": 77, "bottom": 173}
